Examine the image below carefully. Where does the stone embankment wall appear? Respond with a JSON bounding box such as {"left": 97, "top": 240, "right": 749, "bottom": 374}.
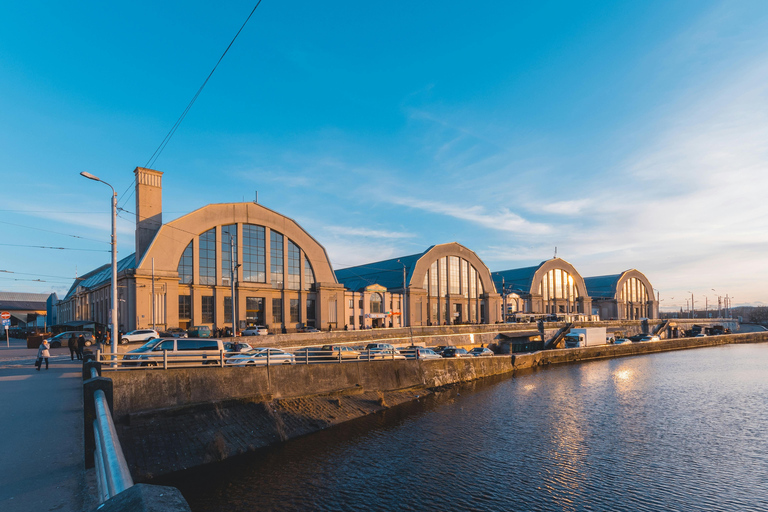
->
{"left": 112, "top": 330, "right": 765, "bottom": 480}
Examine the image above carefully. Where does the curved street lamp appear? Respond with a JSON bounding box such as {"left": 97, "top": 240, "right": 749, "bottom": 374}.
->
{"left": 80, "top": 172, "right": 118, "bottom": 363}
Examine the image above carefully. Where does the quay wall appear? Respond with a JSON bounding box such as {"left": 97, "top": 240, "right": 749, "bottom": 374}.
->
{"left": 109, "top": 330, "right": 765, "bottom": 421}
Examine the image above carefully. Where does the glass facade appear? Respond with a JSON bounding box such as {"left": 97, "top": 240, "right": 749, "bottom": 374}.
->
{"left": 290, "top": 299, "right": 300, "bottom": 323}
{"left": 178, "top": 242, "right": 193, "bottom": 284}
{"left": 178, "top": 295, "right": 191, "bottom": 320}
{"left": 201, "top": 296, "right": 214, "bottom": 324}
{"left": 242, "top": 224, "right": 266, "bottom": 283}
{"left": 221, "top": 224, "right": 237, "bottom": 285}
{"left": 304, "top": 258, "right": 315, "bottom": 291}
{"left": 306, "top": 298, "right": 316, "bottom": 326}
{"left": 224, "top": 296, "right": 232, "bottom": 320}
{"left": 246, "top": 297, "right": 264, "bottom": 325}
{"left": 370, "top": 293, "right": 383, "bottom": 313}
{"left": 272, "top": 298, "right": 283, "bottom": 323}
{"left": 287, "top": 240, "right": 301, "bottom": 290}
{"left": 271, "top": 231, "right": 284, "bottom": 289}
{"left": 199, "top": 228, "right": 216, "bottom": 285}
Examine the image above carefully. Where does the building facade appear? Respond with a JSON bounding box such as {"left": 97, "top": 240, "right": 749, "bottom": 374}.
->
{"left": 584, "top": 270, "right": 658, "bottom": 320}
{"left": 336, "top": 243, "right": 501, "bottom": 327}
{"left": 492, "top": 258, "right": 593, "bottom": 320}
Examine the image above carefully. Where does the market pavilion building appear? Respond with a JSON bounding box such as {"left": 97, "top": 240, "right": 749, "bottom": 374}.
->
{"left": 57, "top": 167, "right": 346, "bottom": 333}
{"left": 584, "top": 270, "right": 658, "bottom": 320}
{"left": 335, "top": 243, "right": 501, "bottom": 328}
{"left": 491, "top": 258, "right": 593, "bottom": 320}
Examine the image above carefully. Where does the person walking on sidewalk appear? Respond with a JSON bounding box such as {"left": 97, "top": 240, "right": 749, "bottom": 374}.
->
{"left": 36, "top": 339, "right": 51, "bottom": 371}
{"left": 68, "top": 335, "right": 77, "bottom": 360}
{"left": 76, "top": 334, "right": 86, "bottom": 360}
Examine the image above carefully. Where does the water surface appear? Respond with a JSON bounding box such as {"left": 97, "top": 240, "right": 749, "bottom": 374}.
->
{"left": 157, "top": 344, "right": 768, "bottom": 511}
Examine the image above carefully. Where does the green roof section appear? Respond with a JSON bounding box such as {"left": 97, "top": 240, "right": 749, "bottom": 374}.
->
{"left": 334, "top": 248, "right": 431, "bottom": 292}
{"left": 63, "top": 253, "right": 136, "bottom": 300}
{"left": 491, "top": 262, "right": 546, "bottom": 295}
{"left": 584, "top": 274, "right": 622, "bottom": 298}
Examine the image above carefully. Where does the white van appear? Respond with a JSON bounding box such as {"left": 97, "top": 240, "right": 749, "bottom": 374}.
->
{"left": 122, "top": 338, "right": 226, "bottom": 366}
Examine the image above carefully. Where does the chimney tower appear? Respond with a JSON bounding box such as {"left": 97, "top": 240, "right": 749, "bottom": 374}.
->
{"left": 134, "top": 167, "right": 163, "bottom": 263}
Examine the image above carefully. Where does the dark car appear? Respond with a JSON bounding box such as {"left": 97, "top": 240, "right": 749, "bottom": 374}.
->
{"left": 442, "top": 347, "right": 471, "bottom": 358}
{"left": 468, "top": 347, "right": 494, "bottom": 357}
{"left": 46, "top": 331, "right": 95, "bottom": 349}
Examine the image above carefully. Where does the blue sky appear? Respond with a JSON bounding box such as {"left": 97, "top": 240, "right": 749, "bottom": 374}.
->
{"left": 2, "top": 1, "right": 767, "bottom": 312}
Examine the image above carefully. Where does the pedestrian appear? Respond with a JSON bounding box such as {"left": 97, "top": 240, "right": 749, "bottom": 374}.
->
{"left": 67, "top": 334, "right": 77, "bottom": 360}
{"left": 36, "top": 339, "right": 51, "bottom": 371}
{"left": 77, "top": 334, "right": 86, "bottom": 360}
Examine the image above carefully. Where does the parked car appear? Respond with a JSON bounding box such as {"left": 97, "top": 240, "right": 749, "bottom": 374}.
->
{"left": 46, "top": 331, "right": 96, "bottom": 348}
{"left": 227, "top": 347, "right": 296, "bottom": 366}
{"left": 120, "top": 329, "right": 159, "bottom": 345}
{"left": 167, "top": 328, "right": 187, "bottom": 338}
{"left": 122, "top": 338, "right": 226, "bottom": 366}
{"left": 639, "top": 335, "right": 661, "bottom": 342}
{"left": 694, "top": 333, "right": 707, "bottom": 337}
{"left": 301, "top": 327, "right": 321, "bottom": 333}
{"left": 442, "top": 347, "right": 471, "bottom": 358}
{"left": 318, "top": 345, "right": 361, "bottom": 361}
{"left": 614, "top": 338, "right": 632, "bottom": 345}
{"left": 187, "top": 326, "right": 211, "bottom": 338}
{"left": 365, "top": 343, "right": 395, "bottom": 351}
{"left": 468, "top": 347, "right": 494, "bottom": 357}
{"left": 242, "top": 326, "right": 269, "bottom": 336}
{"left": 399, "top": 347, "right": 442, "bottom": 360}
{"left": 359, "top": 348, "right": 406, "bottom": 360}
{"left": 225, "top": 342, "right": 253, "bottom": 353}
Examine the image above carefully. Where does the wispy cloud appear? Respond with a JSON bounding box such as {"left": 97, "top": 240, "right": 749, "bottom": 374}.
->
{"left": 324, "top": 226, "right": 416, "bottom": 239}
{"left": 387, "top": 196, "right": 553, "bottom": 235}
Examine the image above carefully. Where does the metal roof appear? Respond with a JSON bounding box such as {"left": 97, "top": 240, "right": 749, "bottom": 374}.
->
{"left": 491, "top": 263, "right": 545, "bottom": 295}
{"left": 0, "top": 292, "right": 53, "bottom": 311}
{"left": 335, "top": 248, "right": 430, "bottom": 292}
{"left": 63, "top": 253, "right": 136, "bottom": 300}
{"left": 583, "top": 274, "right": 622, "bottom": 299}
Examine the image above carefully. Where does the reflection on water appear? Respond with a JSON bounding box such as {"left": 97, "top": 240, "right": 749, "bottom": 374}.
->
{"left": 156, "top": 344, "right": 768, "bottom": 512}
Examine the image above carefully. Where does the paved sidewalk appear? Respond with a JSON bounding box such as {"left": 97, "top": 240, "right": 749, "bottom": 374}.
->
{"left": 0, "top": 339, "right": 97, "bottom": 511}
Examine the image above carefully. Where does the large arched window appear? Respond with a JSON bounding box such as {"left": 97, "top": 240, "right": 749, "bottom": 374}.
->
{"left": 621, "top": 277, "right": 648, "bottom": 304}
{"left": 242, "top": 224, "right": 266, "bottom": 283}
{"left": 178, "top": 242, "right": 193, "bottom": 284}
{"left": 304, "top": 258, "right": 315, "bottom": 291}
{"left": 423, "top": 257, "right": 485, "bottom": 299}
{"left": 287, "top": 240, "right": 301, "bottom": 290}
{"left": 538, "top": 269, "right": 580, "bottom": 301}
{"left": 221, "top": 224, "right": 237, "bottom": 285}
{"left": 199, "top": 228, "right": 216, "bottom": 285}
{"left": 370, "top": 292, "right": 383, "bottom": 314}
{"left": 270, "top": 231, "right": 284, "bottom": 288}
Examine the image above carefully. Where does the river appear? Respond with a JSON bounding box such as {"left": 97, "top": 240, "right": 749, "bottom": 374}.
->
{"left": 155, "top": 343, "right": 768, "bottom": 511}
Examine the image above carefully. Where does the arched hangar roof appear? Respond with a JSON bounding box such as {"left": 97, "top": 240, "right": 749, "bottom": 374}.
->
{"left": 335, "top": 242, "right": 497, "bottom": 294}
{"left": 584, "top": 269, "right": 654, "bottom": 300}
{"left": 493, "top": 258, "right": 588, "bottom": 297}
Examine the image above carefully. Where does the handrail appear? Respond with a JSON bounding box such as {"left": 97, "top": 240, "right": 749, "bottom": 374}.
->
{"left": 86, "top": 359, "right": 134, "bottom": 503}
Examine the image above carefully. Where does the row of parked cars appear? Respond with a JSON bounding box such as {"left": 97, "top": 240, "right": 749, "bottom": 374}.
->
{"left": 120, "top": 339, "right": 496, "bottom": 367}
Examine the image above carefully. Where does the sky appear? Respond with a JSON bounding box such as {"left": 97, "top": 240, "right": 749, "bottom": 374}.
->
{"left": 2, "top": 0, "right": 768, "bottom": 313}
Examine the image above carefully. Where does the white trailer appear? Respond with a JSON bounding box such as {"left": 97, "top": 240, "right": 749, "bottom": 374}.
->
{"left": 564, "top": 327, "right": 607, "bottom": 348}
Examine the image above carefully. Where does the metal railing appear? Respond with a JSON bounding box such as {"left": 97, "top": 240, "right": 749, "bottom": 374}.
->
{"left": 95, "top": 346, "right": 489, "bottom": 370}
{"left": 87, "top": 366, "right": 134, "bottom": 503}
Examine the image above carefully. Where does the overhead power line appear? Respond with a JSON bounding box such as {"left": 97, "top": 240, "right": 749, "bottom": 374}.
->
{"left": 144, "top": 1, "right": 264, "bottom": 170}
{"left": 0, "top": 220, "right": 109, "bottom": 244}
{"left": 0, "top": 243, "right": 109, "bottom": 252}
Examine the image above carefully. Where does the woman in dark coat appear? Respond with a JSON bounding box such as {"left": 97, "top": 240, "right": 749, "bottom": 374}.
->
{"left": 76, "top": 334, "right": 86, "bottom": 360}
{"left": 67, "top": 335, "right": 77, "bottom": 360}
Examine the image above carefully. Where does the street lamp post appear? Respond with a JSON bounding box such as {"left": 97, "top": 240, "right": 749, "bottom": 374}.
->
{"left": 80, "top": 172, "right": 118, "bottom": 363}
{"left": 397, "top": 260, "right": 408, "bottom": 328}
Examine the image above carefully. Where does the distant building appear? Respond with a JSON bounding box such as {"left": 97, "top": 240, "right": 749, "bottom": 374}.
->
{"left": 491, "top": 258, "right": 592, "bottom": 319}
{"left": 336, "top": 243, "right": 501, "bottom": 327}
{"left": 584, "top": 270, "right": 657, "bottom": 320}
{"left": 56, "top": 167, "right": 345, "bottom": 333}
{"left": 0, "top": 291, "right": 54, "bottom": 329}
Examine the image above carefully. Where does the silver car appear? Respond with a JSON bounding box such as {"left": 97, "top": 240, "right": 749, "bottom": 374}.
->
{"left": 227, "top": 348, "right": 296, "bottom": 366}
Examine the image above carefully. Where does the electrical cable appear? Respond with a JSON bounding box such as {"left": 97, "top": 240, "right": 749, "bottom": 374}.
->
{"left": 0, "top": 220, "right": 109, "bottom": 244}
{"left": 0, "top": 243, "right": 109, "bottom": 252}
{"left": 144, "top": 1, "right": 264, "bottom": 170}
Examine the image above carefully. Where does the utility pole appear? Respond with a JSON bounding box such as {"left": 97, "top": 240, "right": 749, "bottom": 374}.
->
{"left": 151, "top": 258, "right": 156, "bottom": 330}
{"left": 398, "top": 260, "right": 407, "bottom": 328}
{"left": 230, "top": 236, "right": 237, "bottom": 335}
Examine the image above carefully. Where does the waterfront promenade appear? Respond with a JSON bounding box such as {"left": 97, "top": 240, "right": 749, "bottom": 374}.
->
{"left": 0, "top": 338, "right": 96, "bottom": 512}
